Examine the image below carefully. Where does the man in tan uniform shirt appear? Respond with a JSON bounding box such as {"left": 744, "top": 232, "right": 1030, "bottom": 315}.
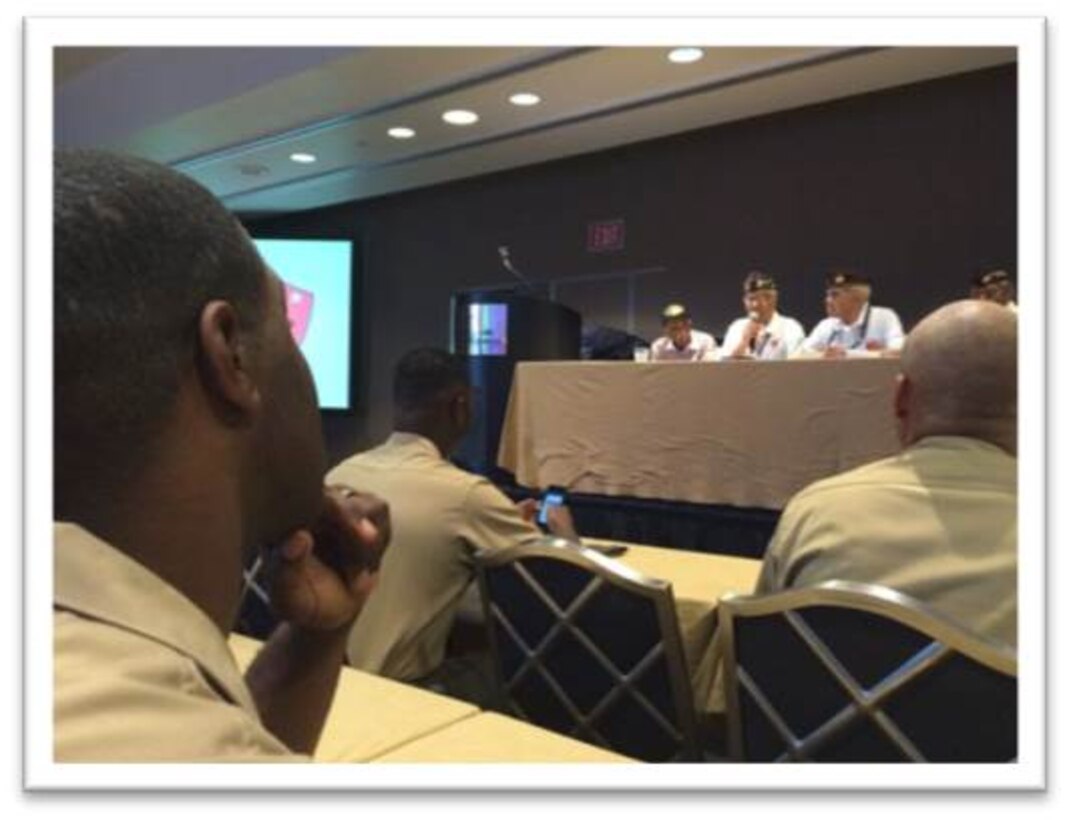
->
{"left": 328, "top": 348, "right": 578, "bottom": 695}
{"left": 702, "top": 299, "right": 1017, "bottom": 724}
{"left": 53, "top": 151, "right": 388, "bottom": 761}
{"left": 755, "top": 298, "right": 1017, "bottom": 645}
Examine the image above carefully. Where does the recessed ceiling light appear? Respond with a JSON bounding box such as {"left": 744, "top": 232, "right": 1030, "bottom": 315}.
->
{"left": 509, "top": 92, "right": 541, "bottom": 107}
{"left": 289, "top": 152, "right": 317, "bottom": 164}
{"left": 668, "top": 47, "right": 704, "bottom": 64}
{"left": 388, "top": 126, "right": 416, "bottom": 139}
{"left": 442, "top": 109, "right": 479, "bottom": 126}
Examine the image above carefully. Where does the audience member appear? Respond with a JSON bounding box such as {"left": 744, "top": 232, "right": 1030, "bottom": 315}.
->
{"left": 720, "top": 271, "right": 806, "bottom": 360}
{"left": 758, "top": 299, "right": 1017, "bottom": 644}
{"left": 799, "top": 271, "right": 905, "bottom": 357}
{"left": 650, "top": 303, "right": 717, "bottom": 361}
{"left": 53, "top": 150, "right": 389, "bottom": 761}
{"left": 327, "top": 348, "right": 579, "bottom": 701}
{"left": 973, "top": 268, "right": 1017, "bottom": 312}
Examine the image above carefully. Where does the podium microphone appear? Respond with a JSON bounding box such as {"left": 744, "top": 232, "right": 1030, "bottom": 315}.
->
{"left": 498, "top": 245, "right": 536, "bottom": 292}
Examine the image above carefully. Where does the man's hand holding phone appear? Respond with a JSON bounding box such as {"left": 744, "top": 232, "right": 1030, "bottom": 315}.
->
{"left": 531, "top": 486, "right": 579, "bottom": 540}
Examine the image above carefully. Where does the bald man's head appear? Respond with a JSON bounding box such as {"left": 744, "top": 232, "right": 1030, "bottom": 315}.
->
{"left": 895, "top": 300, "right": 1017, "bottom": 453}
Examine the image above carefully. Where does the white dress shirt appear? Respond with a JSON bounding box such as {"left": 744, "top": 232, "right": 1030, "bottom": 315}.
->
{"left": 650, "top": 330, "right": 718, "bottom": 362}
{"left": 720, "top": 312, "right": 806, "bottom": 360}
{"left": 801, "top": 303, "right": 905, "bottom": 355}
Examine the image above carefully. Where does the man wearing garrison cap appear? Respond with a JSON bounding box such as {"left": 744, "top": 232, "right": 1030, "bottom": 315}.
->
{"left": 972, "top": 269, "right": 1017, "bottom": 312}
{"left": 799, "top": 270, "right": 905, "bottom": 358}
{"left": 650, "top": 302, "right": 718, "bottom": 362}
{"left": 720, "top": 271, "right": 806, "bottom": 360}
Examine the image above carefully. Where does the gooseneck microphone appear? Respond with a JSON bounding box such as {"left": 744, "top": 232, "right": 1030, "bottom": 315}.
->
{"left": 498, "top": 245, "right": 536, "bottom": 292}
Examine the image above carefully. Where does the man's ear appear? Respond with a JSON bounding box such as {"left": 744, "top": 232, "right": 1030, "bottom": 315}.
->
{"left": 196, "top": 300, "right": 262, "bottom": 422}
{"left": 893, "top": 372, "right": 911, "bottom": 420}
{"left": 893, "top": 372, "right": 913, "bottom": 448}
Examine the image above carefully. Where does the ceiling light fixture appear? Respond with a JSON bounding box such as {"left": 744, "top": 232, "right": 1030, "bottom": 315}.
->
{"left": 289, "top": 152, "right": 317, "bottom": 164}
{"left": 509, "top": 92, "right": 541, "bottom": 107}
{"left": 388, "top": 126, "right": 416, "bottom": 139}
{"left": 442, "top": 109, "right": 479, "bottom": 126}
{"left": 668, "top": 47, "right": 704, "bottom": 64}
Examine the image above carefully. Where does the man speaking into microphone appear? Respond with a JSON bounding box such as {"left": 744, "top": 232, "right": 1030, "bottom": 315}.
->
{"left": 720, "top": 271, "right": 806, "bottom": 360}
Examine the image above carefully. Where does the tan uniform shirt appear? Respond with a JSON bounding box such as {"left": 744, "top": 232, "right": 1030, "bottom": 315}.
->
{"left": 327, "top": 433, "right": 540, "bottom": 682}
{"left": 704, "top": 435, "right": 1017, "bottom": 715}
{"left": 53, "top": 523, "right": 305, "bottom": 762}
{"left": 756, "top": 435, "right": 1017, "bottom": 646}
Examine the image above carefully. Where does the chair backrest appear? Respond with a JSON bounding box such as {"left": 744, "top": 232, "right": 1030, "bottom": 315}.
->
{"left": 718, "top": 580, "right": 1017, "bottom": 762}
{"left": 474, "top": 536, "right": 701, "bottom": 762}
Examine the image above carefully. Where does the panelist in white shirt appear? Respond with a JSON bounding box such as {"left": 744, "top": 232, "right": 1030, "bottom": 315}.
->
{"left": 799, "top": 271, "right": 905, "bottom": 358}
{"left": 720, "top": 271, "right": 806, "bottom": 361}
{"left": 650, "top": 303, "right": 717, "bottom": 362}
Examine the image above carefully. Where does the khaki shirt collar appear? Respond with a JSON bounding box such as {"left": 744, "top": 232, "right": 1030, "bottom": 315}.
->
{"left": 53, "top": 522, "right": 257, "bottom": 714}
{"left": 385, "top": 431, "right": 444, "bottom": 461}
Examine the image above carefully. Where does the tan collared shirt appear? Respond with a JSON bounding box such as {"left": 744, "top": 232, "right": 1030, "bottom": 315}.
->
{"left": 53, "top": 523, "right": 305, "bottom": 762}
{"left": 327, "top": 433, "right": 540, "bottom": 682}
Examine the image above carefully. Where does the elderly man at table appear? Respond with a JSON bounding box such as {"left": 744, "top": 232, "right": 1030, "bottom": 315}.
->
{"left": 798, "top": 271, "right": 905, "bottom": 358}
{"left": 53, "top": 150, "right": 390, "bottom": 762}
{"left": 720, "top": 271, "right": 806, "bottom": 360}
{"left": 972, "top": 268, "right": 1018, "bottom": 313}
{"left": 650, "top": 302, "right": 718, "bottom": 362}
{"left": 328, "top": 347, "right": 580, "bottom": 702}
{"left": 757, "top": 299, "right": 1017, "bottom": 643}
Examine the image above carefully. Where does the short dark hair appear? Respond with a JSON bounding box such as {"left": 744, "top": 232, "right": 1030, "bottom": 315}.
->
{"left": 54, "top": 150, "right": 268, "bottom": 483}
{"left": 393, "top": 348, "right": 469, "bottom": 413}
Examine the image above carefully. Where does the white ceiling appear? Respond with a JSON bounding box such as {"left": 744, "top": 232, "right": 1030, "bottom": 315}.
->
{"left": 54, "top": 45, "right": 1015, "bottom": 217}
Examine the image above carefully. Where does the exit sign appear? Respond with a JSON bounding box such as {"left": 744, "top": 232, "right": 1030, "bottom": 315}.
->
{"left": 587, "top": 218, "right": 625, "bottom": 252}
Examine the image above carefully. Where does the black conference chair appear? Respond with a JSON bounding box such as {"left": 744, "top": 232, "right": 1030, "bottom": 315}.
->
{"left": 718, "top": 580, "right": 1017, "bottom": 762}
{"left": 233, "top": 553, "right": 280, "bottom": 640}
{"left": 473, "top": 536, "right": 701, "bottom": 762}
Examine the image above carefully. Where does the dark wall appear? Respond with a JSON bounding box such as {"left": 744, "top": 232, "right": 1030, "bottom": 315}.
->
{"left": 247, "top": 64, "right": 1016, "bottom": 465}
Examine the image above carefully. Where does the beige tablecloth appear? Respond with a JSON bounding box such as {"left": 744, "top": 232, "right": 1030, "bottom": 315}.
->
{"left": 228, "top": 633, "right": 479, "bottom": 762}
{"left": 498, "top": 359, "right": 901, "bottom": 509}
{"left": 591, "top": 540, "right": 761, "bottom": 717}
{"left": 371, "top": 712, "right": 633, "bottom": 763}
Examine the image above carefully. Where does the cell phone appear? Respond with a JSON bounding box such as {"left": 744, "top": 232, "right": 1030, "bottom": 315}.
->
{"left": 537, "top": 486, "right": 568, "bottom": 527}
{"left": 591, "top": 544, "right": 628, "bottom": 557}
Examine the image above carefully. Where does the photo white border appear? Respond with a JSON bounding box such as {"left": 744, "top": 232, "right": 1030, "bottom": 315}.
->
{"left": 24, "top": 14, "right": 1045, "bottom": 791}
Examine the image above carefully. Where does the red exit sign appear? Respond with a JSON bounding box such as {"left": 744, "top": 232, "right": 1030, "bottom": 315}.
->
{"left": 587, "top": 218, "right": 625, "bottom": 252}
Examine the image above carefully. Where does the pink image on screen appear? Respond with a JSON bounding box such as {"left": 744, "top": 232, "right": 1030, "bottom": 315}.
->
{"left": 283, "top": 280, "right": 315, "bottom": 345}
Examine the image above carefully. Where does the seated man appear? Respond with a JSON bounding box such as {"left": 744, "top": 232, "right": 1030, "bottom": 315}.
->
{"left": 53, "top": 150, "right": 388, "bottom": 761}
{"left": 972, "top": 268, "right": 1018, "bottom": 312}
{"left": 758, "top": 299, "right": 1017, "bottom": 645}
{"left": 799, "top": 271, "right": 905, "bottom": 357}
{"left": 720, "top": 271, "right": 806, "bottom": 360}
{"left": 701, "top": 299, "right": 1017, "bottom": 730}
{"left": 650, "top": 303, "right": 717, "bottom": 361}
{"left": 327, "top": 348, "right": 578, "bottom": 699}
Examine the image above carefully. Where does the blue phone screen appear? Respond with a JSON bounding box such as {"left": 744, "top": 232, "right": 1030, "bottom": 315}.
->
{"left": 537, "top": 491, "right": 565, "bottom": 525}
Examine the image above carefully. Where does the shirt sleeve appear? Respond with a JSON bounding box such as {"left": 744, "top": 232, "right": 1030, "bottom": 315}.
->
{"left": 782, "top": 319, "right": 806, "bottom": 357}
{"left": 881, "top": 309, "right": 906, "bottom": 351}
{"left": 458, "top": 479, "right": 541, "bottom": 565}
{"left": 720, "top": 320, "right": 746, "bottom": 359}
{"left": 698, "top": 332, "right": 719, "bottom": 361}
{"left": 802, "top": 318, "right": 833, "bottom": 352}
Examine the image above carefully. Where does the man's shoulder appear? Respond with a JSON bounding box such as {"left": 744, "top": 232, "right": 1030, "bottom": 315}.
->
{"left": 872, "top": 305, "right": 903, "bottom": 322}
{"left": 725, "top": 317, "right": 749, "bottom": 333}
{"left": 788, "top": 438, "right": 1014, "bottom": 510}
{"left": 809, "top": 316, "right": 836, "bottom": 332}
{"left": 692, "top": 329, "right": 717, "bottom": 347}
{"left": 788, "top": 453, "right": 907, "bottom": 506}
